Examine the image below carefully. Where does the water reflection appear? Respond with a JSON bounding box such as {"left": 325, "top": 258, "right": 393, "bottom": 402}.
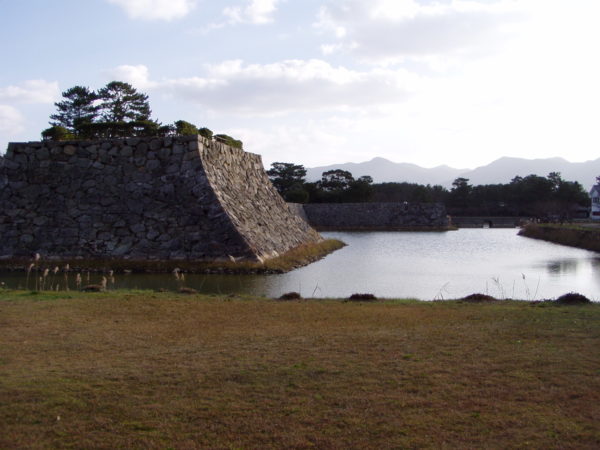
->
{"left": 1, "top": 229, "right": 598, "bottom": 300}
{"left": 545, "top": 259, "right": 580, "bottom": 275}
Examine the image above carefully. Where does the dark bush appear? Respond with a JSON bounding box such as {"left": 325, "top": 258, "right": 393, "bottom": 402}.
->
{"left": 41, "top": 125, "right": 74, "bottom": 141}
{"left": 278, "top": 292, "right": 302, "bottom": 300}
{"left": 78, "top": 120, "right": 163, "bottom": 138}
{"left": 199, "top": 127, "right": 213, "bottom": 139}
{"left": 348, "top": 293, "right": 377, "bottom": 301}
{"left": 461, "top": 293, "right": 497, "bottom": 302}
{"left": 285, "top": 188, "right": 310, "bottom": 203}
{"left": 556, "top": 292, "right": 591, "bottom": 304}
{"left": 157, "top": 124, "right": 175, "bottom": 136}
{"left": 81, "top": 284, "right": 103, "bottom": 292}
{"left": 175, "top": 120, "right": 198, "bottom": 136}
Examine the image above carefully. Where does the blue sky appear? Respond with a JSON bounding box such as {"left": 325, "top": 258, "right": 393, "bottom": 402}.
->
{"left": 1, "top": 0, "right": 599, "bottom": 170}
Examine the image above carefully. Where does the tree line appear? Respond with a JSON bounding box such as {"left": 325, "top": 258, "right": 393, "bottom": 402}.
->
{"left": 267, "top": 162, "right": 591, "bottom": 218}
{"left": 42, "top": 82, "right": 243, "bottom": 148}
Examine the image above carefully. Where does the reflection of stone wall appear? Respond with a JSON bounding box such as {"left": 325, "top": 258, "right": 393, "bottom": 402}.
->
{"left": 0, "top": 136, "right": 321, "bottom": 261}
{"left": 302, "top": 203, "right": 448, "bottom": 230}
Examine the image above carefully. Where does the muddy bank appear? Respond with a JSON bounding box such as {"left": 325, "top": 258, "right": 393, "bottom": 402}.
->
{"left": 518, "top": 223, "right": 600, "bottom": 252}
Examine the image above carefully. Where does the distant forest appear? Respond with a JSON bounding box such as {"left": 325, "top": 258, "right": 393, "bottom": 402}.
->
{"left": 267, "top": 162, "right": 591, "bottom": 218}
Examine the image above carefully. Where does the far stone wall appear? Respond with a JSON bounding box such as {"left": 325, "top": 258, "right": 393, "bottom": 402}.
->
{"left": 0, "top": 136, "right": 321, "bottom": 261}
{"left": 302, "top": 202, "right": 449, "bottom": 230}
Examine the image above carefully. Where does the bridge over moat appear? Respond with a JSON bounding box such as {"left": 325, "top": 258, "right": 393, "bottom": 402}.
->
{"left": 450, "top": 216, "right": 527, "bottom": 228}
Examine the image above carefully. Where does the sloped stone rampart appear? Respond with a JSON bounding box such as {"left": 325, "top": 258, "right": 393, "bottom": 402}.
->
{"left": 200, "top": 143, "right": 321, "bottom": 259}
{"left": 0, "top": 136, "right": 321, "bottom": 261}
{"left": 302, "top": 202, "right": 449, "bottom": 230}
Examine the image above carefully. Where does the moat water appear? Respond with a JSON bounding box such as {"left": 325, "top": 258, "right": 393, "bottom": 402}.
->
{"left": 1, "top": 229, "right": 598, "bottom": 300}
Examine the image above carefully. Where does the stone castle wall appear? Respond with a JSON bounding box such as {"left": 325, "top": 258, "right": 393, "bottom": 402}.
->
{"left": 0, "top": 136, "right": 321, "bottom": 261}
{"left": 302, "top": 202, "right": 448, "bottom": 230}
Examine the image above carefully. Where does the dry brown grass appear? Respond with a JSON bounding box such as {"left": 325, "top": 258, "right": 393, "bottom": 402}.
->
{"left": 1, "top": 291, "right": 599, "bottom": 449}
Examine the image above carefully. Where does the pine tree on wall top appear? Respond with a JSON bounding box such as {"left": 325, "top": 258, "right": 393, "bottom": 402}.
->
{"left": 49, "top": 86, "right": 98, "bottom": 135}
{"left": 42, "top": 81, "right": 240, "bottom": 143}
{"left": 97, "top": 81, "right": 151, "bottom": 122}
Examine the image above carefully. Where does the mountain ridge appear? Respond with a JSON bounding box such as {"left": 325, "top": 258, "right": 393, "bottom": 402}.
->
{"left": 305, "top": 156, "right": 600, "bottom": 190}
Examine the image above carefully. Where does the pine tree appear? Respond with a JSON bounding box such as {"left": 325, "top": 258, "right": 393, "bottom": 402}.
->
{"left": 49, "top": 86, "right": 98, "bottom": 134}
{"left": 97, "top": 81, "right": 151, "bottom": 122}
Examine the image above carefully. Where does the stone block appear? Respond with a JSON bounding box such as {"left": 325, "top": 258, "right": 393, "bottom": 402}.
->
{"left": 158, "top": 147, "right": 171, "bottom": 160}
{"left": 64, "top": 145, "right": 77, "bottom": 155}
{"left": 149, "top": 139, "right": 162, "bottom": 151}
{"left": 130, "top": 223, "right": 145, "bottom": 233}
{"left": 146, "top": 159, "right": 161, "bottom": 172}
{"left": 126, "top": 138, "right": 140, "bottom": 146}
{"left": 146, "top": 230, "right": 160, "bottom": 241}
{"left": 37, "top": 147, "right": 50, "bottom": 160}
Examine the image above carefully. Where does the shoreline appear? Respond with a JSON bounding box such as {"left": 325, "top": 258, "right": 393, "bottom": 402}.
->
{"left": 0, "top": 239, "right": 345, "bottom": 274}
{"left": 0, "top": 289, "right": 594, "bottom": 303}
{"left": 518, "top": 223, "right": 600, "bottom": 253}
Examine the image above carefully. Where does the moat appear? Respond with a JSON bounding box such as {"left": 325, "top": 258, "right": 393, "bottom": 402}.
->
{"left": 2, "top": 229, "right": 598, "bottom": 300}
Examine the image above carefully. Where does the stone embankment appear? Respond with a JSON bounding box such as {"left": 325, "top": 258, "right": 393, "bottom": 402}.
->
{"left": 301, "top": 202, "right": 449, "bottom": 230}
{"left": 0, "top": 136, "right": 322, "bottom": 263}
{"left": 518, "top": 223, "right": 600, "bottom": 252}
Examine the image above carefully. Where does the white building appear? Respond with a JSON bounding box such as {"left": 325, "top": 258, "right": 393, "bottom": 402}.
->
{"left": 591, "top": 179, "right": 600, "bottom": 220}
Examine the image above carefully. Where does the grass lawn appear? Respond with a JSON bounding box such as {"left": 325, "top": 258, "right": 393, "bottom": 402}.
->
{"left": 1, "top": 291, "right": 599, "bottom": 449}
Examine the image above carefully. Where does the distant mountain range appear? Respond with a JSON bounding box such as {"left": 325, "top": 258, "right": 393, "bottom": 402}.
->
{"left": 306, "top": 156, "right": 600, "bottom": 190}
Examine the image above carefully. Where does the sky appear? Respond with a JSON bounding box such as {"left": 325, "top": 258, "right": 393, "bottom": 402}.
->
{"left": 1, "top": 0, "right": 599, "bottom": 170}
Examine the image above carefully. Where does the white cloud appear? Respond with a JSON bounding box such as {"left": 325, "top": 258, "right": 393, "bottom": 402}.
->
{"left": 0, "top": 105, "right": 25, "bottom": 134}
{"left": 316, "top": 0, "right": 526, "bottom": 64}
{"left": 154, "top": 59, "right": 421, "bottom": 114}
{"left": 0, "top": 80, "right": 59, "bottom": 104}
{"left": 104, "top": 64, "right": 156, "bottom": 89}
{"left": 106, "top": 0, "right": 197, "bottom": 21}
{"left": 228, "top": 121, "right": 349, "bottom": 167}
{"left": 223, "top": 0, "right": 280, "bottom": 25}
{"left": 320, "top": 43, "right": 344, "bottom": 55}
{"left": 100, "top": 1, "right": 600, "bottom": 169}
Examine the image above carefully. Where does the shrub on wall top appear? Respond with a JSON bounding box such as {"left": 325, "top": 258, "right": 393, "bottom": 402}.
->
{"left": 41, "top": 125, "right": 75, "bottom": 141}
{"left": 214, "top": 134, "right": 243, "bottom": 149}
